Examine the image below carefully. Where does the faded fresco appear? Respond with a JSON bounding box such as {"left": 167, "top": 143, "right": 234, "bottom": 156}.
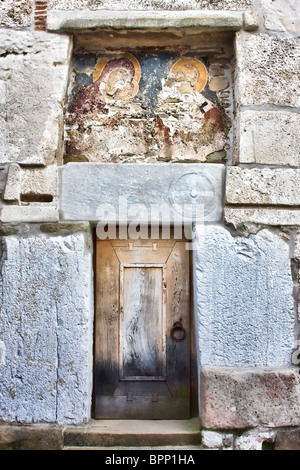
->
{"left": 65, "top": 51, "right": 229, "bottom": 164}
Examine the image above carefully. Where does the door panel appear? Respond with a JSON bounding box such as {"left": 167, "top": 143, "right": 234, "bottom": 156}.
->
{"left": 121, "top": 266, "right": 165, "bottom": 379}
{"left": 94, "top": 236, "right": 190, "bottom": 419}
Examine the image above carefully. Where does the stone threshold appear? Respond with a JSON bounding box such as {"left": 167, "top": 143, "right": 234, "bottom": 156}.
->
{"left": 63, "top": 418, "right": 202, "bottom": 448}
{"left": 47, "top": 9, "right": 258, "bottom": 33}
{"left": 0, "top": 418, "right": 201, "bottom": 450}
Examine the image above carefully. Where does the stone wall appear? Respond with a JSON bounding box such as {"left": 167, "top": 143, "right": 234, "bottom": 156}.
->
{"left": 0, "top": 0, "right": 300, "bottom": 450}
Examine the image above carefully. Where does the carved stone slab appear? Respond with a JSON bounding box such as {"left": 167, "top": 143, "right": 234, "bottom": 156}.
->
{"left": 60, "top": 163, "right": 224, "bottom": 223}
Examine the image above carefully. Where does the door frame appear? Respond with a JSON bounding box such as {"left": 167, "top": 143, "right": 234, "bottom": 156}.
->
{"left": 91, "top": 226, "right": 198, "bottom": 419}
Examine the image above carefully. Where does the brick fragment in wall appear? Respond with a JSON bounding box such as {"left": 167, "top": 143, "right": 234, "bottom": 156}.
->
{"left": 235, "top": 33, "right": 300, "bottom": 107}
{"left": 65, "top": 52, "right": 229, "bottom": 163}
{"left": 34, "top": 1, "right": 47, "bottom": 30}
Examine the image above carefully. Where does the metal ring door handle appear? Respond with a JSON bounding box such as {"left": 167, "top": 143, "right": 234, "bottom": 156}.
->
{"left": 171, "top": 320, "right": 186, "bottom": 341}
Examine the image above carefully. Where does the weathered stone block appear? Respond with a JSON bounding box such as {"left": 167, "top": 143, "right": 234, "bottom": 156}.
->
{"left": 0, "top": 165, "right": 59, "bottom": 223}
{"left": 294, "top": 232, "right": 300, "bottom": 262}
{"left": 226, "top": 167, "right": 300, "bottom": 206}
{"left": 0, "top": 424, "right": 63, "bottom": 450}
{"left": 234, "top": 429, "right": 276, "bottom": 450}
{"left": 201, "top": 430, "right": 233, "bottom": 449}
{"left": 193, "top": 225, "right": 294, "bottom": 366}
{"left": 0, "top": 30, "right": 72, "bottom": 166}
{"left": 243, "top": 9, "right": 260, "bottom": 31}
{"left": 237, "top": 110, "right": 300, "bottom": 166}
{"left": 235, "top": 33, "right": 300, "bottom": 107}
{"left": 48, "top": 9, "right": 245, "bottom": 32}
{"left": 0, "top": 0, "right": 33, "bottom": 28}
{"left": 224, "top": 207, "right": 300, "bottom": 229}
{"left": 200, "top": 366, "right": 300, "bottom": 429}
{"left": 48, "top": 0, "right": 252, "bottom": 12}
{"left": 275, "top": 429, "right": 300, "bottom": 450}
{"left": 3, "top": 163, "right": 21, "bottom": 202}
{"left": 0, "top": 233, "right": 93, "bottom": 424}
{"left": 60, "top": 163, "right": 225, "bottom": 223}
{"left": 261, "top": 0, "right": 300, "bottom": 34}
{"left": 21, "top": 166, "right": 58, "bottom": 198}
{"left": 0, "top": 205, "right": 59, "bottom": 223}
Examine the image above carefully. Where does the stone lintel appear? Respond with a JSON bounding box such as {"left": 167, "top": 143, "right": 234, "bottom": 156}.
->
{"left": 47, "top": 9, "right": 245, "bottom": 33}
{"left": 60, "top": 163, "right": 225, "bottom": 224}
{"left": 200, "top": 366, "right": 300, "bottom": 430}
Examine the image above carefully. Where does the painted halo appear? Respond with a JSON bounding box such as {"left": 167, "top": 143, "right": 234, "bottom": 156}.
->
{"left": 93, "top": 53, "right": 141, "bottom": 101}
{"left": 170, "top": 58, "right": 208, "bottom": 93}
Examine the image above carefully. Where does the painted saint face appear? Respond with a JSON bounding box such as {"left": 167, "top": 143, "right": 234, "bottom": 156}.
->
{"left": 170, "top": 58, "right": 208, "bottom": 93}
{"left": 94, "top": 53, "right": 141, "bottom": 102}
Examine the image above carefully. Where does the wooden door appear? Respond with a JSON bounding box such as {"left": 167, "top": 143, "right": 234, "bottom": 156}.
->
{"left": 94, "top": 235, "right": 191, "bottom": 419}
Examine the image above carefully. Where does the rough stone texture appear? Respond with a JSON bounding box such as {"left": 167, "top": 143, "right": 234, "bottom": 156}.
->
{"left": 234, "top": 429, "right": 276, "bottom": 450}
{"left": 237, "top": 110, "right": 300, "bottom": 166}
{"left": 3, "top": 163, "right": 21, "bottom": 202}
{"left": 0, "top": 0, "right": 33, "bottom": 28}
{"left": 261, "top": 0, "right": 300, "bottom": 34}
{"left": 48, "top": 0, "right": 253, "bottom": 11}
{"left": 294, "top": 231, "right": 300, "bottom": 262}
{"left": 0, "top": 30, "right": 72, "bottom": 166}
{"left": 226, "top": 168, "right": 300, "bottom": 206}
{"left": 275, "top": 429, "right": 300, "bottom": 450}
{"left": 60, "top": 163, "right": 225, "bottom": 223}
{"left": 224, "top": 207, "right": 300, "bottom": 229}
{"left": 201, "top": 430, "right": 233, "bottom": 449}
{"left": 0, "top": 233, "right": 93, "bottom": 424}
{"left": 242, "top": 8, "right": 260, "bottom": 31}
{"left": 0, "top": 424, "right": 63, "bottom": 450}
{"left": 0, "top": 204, "right": 59, "bottom": 224}
{"left": 193, "top": 225, "right": 294, "bottom": 366}
{"left": 235, "top": 32, "right": 300, "bottom": 108}
{"left": 200, "top": 366, "right": 300, "bottom": 429}
{"left": 0, "top": 165, "right": 59, "bottom": 223}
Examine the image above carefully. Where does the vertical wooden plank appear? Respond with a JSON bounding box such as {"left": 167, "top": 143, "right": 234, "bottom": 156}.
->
{"left": 166, "top": 242, "right": 190, "bottom": 401}
{"left": 95, "top": 240, "right": 120, "bottom": 396}
{"left": 120, "top": 266, "right": 165, "bottom": 379}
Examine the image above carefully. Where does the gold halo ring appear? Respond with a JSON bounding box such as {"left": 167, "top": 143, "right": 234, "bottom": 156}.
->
{"left": 170, "top": 58, "right": 208, "bottom": 93}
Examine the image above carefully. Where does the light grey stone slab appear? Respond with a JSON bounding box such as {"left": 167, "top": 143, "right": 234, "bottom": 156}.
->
{"left": 0, "top": 30, "right": 72, "bottom": 166}
{"left": 224, "top": 207, "right": 300, "bottom": 228}
{"left": 193, "top": 225, "right": 294, "bottom": 367}
{"left": 0, "top": 204, "right": 59, "bottom": 223}
{"left": 60, "top": 163, "right": 225, "bottom": 223}
{"left": 47, "top": 9, "right": 244, "bottom": 32}
{"left": 237, "top": 110, "right": 300, "bottom": 166}
{"left": 0, "top": 233, "right": 93, "bottom": 424}
{"left": 261, "top": 0, "right": 300, "bottom": 34}
{"left": 200, "top": 366, "right": 300, "bottom": 429}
